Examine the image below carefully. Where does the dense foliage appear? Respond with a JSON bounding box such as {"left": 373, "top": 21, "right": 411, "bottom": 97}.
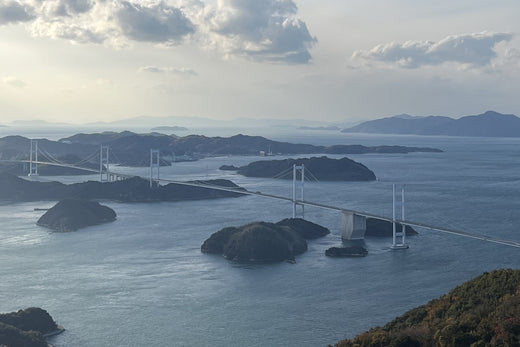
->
{"left": 37, "top": 199, "right": 116, "bottom": 232}
{"left": 236, "top": 156, "right": 377, "bottom": 181}
{"left": 334, "top": 269, "right": 520, "bottom": 346}
{"left": 201, "top": 218, "right": 330, "bottom": 263}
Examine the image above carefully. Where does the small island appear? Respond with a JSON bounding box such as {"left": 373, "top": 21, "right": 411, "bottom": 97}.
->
{"left": 222, "top": 156, "right": 377, "bottom": 181}
{"left": 325, "top": 246, "right": 368, "bottom": 257}
{"left": 0, "top": 307, "right": 63, "bottom": 347}
{"left": 201, "top": 218, "right": 330, "bottom": 263}
{"left": 37, "top": 199, "right": 116, "bottom": 232}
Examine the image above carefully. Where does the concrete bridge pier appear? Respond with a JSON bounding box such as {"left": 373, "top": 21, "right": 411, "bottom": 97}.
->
{"left": 341, "top": 211, "right": 366, "bottom": 240}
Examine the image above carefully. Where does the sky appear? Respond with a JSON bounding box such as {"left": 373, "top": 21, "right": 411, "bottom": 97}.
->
{"left": 0, "top": 0, "right": 519, "bottom": 124}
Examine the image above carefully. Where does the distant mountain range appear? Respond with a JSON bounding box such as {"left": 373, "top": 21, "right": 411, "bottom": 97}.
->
{"left": 0, "top": 132, "right": 441, "bottom": 170}
{"left": 342, "top": 111, "right": 520, "bottom": 137}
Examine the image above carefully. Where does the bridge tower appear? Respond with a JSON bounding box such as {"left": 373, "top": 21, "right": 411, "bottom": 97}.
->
{"left": 100, "top": 145, "right": 109, "bottom": 182}
{"left": 150, "top": 149, "right": 160, "bottom": 188}
{"left": 292, "top": 164, "right": 305, "bottom": 219}
{"left": 391, "top": 184, "right": 408, "bottom": 249}
{"left": 28, "top": 139, "right": 39, "bottom": 176}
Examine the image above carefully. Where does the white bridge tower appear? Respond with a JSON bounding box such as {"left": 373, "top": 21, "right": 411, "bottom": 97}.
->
{"left": 28, "top": 139, "right": 39, "bottom": 176}
{"left": 100, "top": 145, "right": 109, "bottom": 182}
{"left": 150, "top": 149, "right": 160, "bottom": 187}
{"left": 391, "top": 184, "right": 408, "bottom": 249}
{"left": 292, "top": 164, "right": 305, "bottom": 219}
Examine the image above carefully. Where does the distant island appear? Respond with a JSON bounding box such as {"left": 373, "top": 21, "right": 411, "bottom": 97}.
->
{"left": 151, "top": 126, "right": 188, "bottom": 132}
{"left": 37, "top": 199, "right": 117, "bottom": 232}
{"left": 0, "top": 132, "right": 442, "bottom": 170}
{"left": 223, "top": 156, "right": 377, "bottom": 181}
{"left": 342, "top": 110, "right": 520, "bottom": 137}
{"left": 332, "top": 269, "right": 520, "bottom": 346}
{"left": 0, "top": 307, "right": 63, "bottom": 347}
{"left": 201, "top": 218, "right": 330, "bottom": 263}
{"left": 0, "top": 173, "right": 243, "bottom": 202}
{"left": 298, "top": 126, "right": 340, "bottom": 131}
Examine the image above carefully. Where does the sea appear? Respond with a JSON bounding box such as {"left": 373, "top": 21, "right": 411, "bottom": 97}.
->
{"left": 0, "top": 127, "right": 519, "bottom": 347}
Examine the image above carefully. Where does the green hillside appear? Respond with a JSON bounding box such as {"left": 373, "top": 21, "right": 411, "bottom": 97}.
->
{"left": 334, "top": 269, "right": 520, "bottom": 346}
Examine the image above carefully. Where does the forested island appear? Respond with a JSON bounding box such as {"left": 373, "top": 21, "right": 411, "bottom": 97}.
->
{"left": 201, "top": 218, "right": 330, "bottom": 263}
{"left": 221, "top": 156, "right": 377, "bottom": 181}
{"left": 0, "top": 173, "right": 243, "bottom": 202}
{"left": 37, "top": 199, "right": 117, "bottom": 232}
{"left": 0, "top": 307, "right": 63, "bottom": 347}
{"left": 332, "top": 269, "right": 520, "bottom": 346}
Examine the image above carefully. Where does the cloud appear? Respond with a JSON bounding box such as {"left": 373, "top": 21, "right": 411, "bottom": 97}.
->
{"left": 138, "top": 66, "right": 198, "bottom": 77}
{"left": 25, "top": 1, "right": 195, "bottom": 46}
{"left": 0, "top": 1, "right": 35, "bottom": 24}
{"left": 2, "top": 0, "right": 316, "bottom": 64}
{"left": 352, "top": 32, "right": 514, "bottom": 69}
{"left": 204, "top": 0, "right": 316, "bottom": 63}
{"left": 115, "top": 1, "right": 194, "bottom": 44}
{"left": 3, "top": 76, "right": 27, "bottom": 88}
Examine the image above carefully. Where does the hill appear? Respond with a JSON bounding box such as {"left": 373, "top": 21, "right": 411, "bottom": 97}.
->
{"left": 201, "top": 218, "right": 330, "bottom": 263}
{"left": 230, "top": 156, "right": 377, "bottom": 181}
{"left": 342, "top": 111, "right": 520, "bottom": 137}
{"left": 333, "top": 269, "right": 520, "bottom": 346}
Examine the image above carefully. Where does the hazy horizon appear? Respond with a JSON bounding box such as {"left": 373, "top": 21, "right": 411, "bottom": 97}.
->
{"left": 1, "top": 1, "right": 519, "bottom": 124}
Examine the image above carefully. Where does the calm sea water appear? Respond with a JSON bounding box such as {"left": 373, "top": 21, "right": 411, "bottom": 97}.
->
{"left": 0, "top": 130, "right": 519, "bottom": 346}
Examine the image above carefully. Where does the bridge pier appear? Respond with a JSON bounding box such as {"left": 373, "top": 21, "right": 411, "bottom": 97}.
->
{"left": 341, "top": 211, "right": 366, "bottom": 240}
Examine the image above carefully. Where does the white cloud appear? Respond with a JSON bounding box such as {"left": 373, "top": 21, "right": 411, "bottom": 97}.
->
{"left": 203, "top": 0, "right": 316, "bottom": 63}
{"left": 2, "top": 0, "right": 316, "bottom": 64}
{"left": 138, "top": 66, "right": 198, "bottom": 77}
{"left": 115, "top": 1, "right": 194, "bottom": 44}
{"left": 0, "top": 1, "right": 35, "bottom": 24}
{"left": 24, "top": 1, "right": 195, "bottom": 47}
{"left": 3, "top": 76, "right": 27, "bottom": 88}
{"left": 352, "top": 31, "right": 514, "bottom": 69}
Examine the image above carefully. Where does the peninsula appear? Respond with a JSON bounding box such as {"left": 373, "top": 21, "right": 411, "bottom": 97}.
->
{"left": 0, "top": 307, "right": 63, "bottom": 347}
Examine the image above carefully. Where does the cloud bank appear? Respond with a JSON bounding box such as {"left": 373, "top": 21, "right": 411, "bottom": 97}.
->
{"left": 352, "top": 32, "right": 514, "bottom": 68}
{"left": 2, "top": 0, "right": 315, "bottom": 64}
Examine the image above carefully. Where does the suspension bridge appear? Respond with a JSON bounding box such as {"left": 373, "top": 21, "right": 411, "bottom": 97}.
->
{"left": 2, "top": 139, "right": 520, "bottom": 250}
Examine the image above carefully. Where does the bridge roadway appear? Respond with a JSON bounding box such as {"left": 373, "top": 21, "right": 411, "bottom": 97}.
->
{"left": 3, "top": 159, "right": 520, "bottom": 249}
